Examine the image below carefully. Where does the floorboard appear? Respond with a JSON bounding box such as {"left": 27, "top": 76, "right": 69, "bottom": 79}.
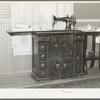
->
{"left": 0, "top": 68, "right": 100, "bottom": 88}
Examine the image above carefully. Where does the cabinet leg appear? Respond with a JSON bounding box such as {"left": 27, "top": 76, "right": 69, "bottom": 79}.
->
{"left": 90, "top": 36, "right": 95, "bottom": 68}
{"left": 99, "top": 37, "right": 100, "bottom": 70}
{"left": 83, "top": 35, "right": 88, "bottom": 75}
{"left": 83, "top": 65, "right": 88, "bottom": 75}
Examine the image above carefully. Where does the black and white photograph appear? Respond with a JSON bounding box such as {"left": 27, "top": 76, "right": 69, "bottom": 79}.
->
{"left": 1, "top": 1, "right": 100, "bottom": 93}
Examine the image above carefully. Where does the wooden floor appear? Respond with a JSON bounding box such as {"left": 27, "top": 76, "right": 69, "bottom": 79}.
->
{"left": 0, "top": 68, "right": 100, "bottom": 88}
{"left": 0, "top": 73, "right": 36, "bottom": 88}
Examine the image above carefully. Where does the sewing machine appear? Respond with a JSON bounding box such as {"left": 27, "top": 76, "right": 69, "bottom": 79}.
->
{"left": 52, "top": 15, "right": 76, "bottom": 30}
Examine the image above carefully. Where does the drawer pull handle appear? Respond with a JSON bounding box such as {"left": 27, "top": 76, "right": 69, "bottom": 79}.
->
{"left": 70, "top": 52, "right": 72, "bottom": 55}
{"left": 55, "top": 63, "right": 60, "bottom": 69}
{"left": 40, "top": 45, "right": 46, "bottom": 50}
{"left": 54, "top": 44, "right": 59, "bottom": 48}
{"left": 63, "top": 63, "right": 69, "bottom": 68}
{"left": 77, "top": 36, "right": 82, "bottom": 40}
{"left": 76, "top": 36, "right": 84, "bottom": 40}
{"left": 41, "top": 63, "right": 46, "bottom": 68}
{"left": 40, "top": 72, "right": 45, "bottom": 77}
{"left": 62, "top": 43, "right": 67, "bottom": 48}
{"left": 63, "top": 63, "right": 67, "bottom": 68}
{"left": 41, "top": 55, "right": 46, "bottom": 59}
{"left": 77, "top": 56, "right": 80, "bottom": 61}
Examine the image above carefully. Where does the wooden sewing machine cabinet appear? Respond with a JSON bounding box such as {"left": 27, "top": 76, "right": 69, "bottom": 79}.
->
{"left": 32, "top": 30, "right": 84, "bottom": 80}
{"left": 8, "top": 30, "right": 100, "bottom": 81}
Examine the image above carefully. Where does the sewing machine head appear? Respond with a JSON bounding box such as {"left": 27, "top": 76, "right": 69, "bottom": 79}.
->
{"left": 52, "top": 15, "right": 76, "bottom": 30}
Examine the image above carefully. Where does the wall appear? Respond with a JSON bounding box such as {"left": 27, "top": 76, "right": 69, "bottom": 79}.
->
{"left": 11, "top": 2, "right": 73, "bottom": 30}
{"left": 0, "top": 3, "right": 32, "bottom": 75}
{"left": 0, "top": 2, "right": 73, "bottom": 75}
{"left": 0, "top": 19, "right": 32, "bottom": 75}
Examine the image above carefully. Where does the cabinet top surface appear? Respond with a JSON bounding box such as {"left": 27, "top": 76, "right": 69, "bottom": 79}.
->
{"left": 7, "top": 30, "right": 82, "bottom": 35}
{"left": 7, "top": 30, "right": 100, "bottom": 36}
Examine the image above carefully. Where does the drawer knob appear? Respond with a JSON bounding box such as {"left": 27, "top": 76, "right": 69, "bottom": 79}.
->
{"left": 55, "top": 63, "right": 60, "bottom": 69}
{"left": 40, "top": 72, "right": 45, "bottom": 77}
{"left": 41, "top": 63, "right": 46, "bottom": 68}
{"left": 41, "top": 54, "right": 46, "bottom": 59}
{"left": 76, "top": 36, "right": 84, "bottom": 40}
{"left": 40, "top": 45, "right": 46, "bottom": 50}
{"left": 63, "top": 63, "right": 69, "bottom": 68}
{"left": 77, "top": 36, "right": 81, "bottom": 40}
{"left": 54, "top": 44, "right": 59, "bottom": 49}
{"left": 63, "top": 63, "right": 67, "bottom": 68}
{"left": 77, "top": 56, "right": 80, "bottom": 61}
{"left": 62, "top": 43, "right": 67, "bottom": 48}
{"left": 70, "top": 52, "right": 72, "bottom": 55}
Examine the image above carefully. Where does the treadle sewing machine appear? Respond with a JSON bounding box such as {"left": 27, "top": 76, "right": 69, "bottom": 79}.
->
{"left": 7, "top": 15, "right": 100, "bottom": 81}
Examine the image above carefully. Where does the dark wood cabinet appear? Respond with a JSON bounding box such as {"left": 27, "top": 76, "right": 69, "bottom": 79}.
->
{"left": 32, "top": 30, "right": 84, "bottom": 80}
{"left": 7, "top": 30, "right": 100, "bottom": 81}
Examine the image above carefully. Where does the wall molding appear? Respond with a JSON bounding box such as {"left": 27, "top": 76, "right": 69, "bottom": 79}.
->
{"left": 77, "top": 19, "right": 100, "bottom": 22}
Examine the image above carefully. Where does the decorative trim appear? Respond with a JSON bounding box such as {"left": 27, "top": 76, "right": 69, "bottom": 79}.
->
{"left": 77, "top": 19, "right": 100, "bottom": 22}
